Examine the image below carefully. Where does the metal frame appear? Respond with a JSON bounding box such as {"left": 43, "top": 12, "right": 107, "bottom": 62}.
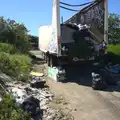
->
{"left": 104, "top": 0, "right": 108, "bottom": 44}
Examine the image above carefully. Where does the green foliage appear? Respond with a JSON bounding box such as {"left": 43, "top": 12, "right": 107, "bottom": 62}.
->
{"left": 107, "top": 44, "right": 120, "bottom": 64}
{"left": 108, "top": 13, "right": 120, "bottom": 43}
{"left": 0, "top": 95, "right": 31, "bottom": 120}
{"left": 107, "top": 44, "right": 120, "bottom": 55}
{"left": 0, "top": 17, "right": 32, "bottom": 53}
{"left": 28, "top": 35, "right": 38, "bottom": 43}
{"left": 0, "top": 16, "right": 34, "bottom": 120}
{"left": 0, "top": 52, "right": 32, "bottom": 81}
{"left": 28, "top": 35, "right": 38, "bottom": 49}
{"left": 107, "top": 13, "right": 120, "bottom": 63}
{"left": 0, "top": 43, "right": 16, "bottom": 54}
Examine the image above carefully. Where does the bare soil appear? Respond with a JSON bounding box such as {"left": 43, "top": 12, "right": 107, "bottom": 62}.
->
{"left": 32, "top": 55, "right": 120, "bottom": 120}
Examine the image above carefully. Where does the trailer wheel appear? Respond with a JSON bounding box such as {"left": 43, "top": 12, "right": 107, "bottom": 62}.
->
{"left": 46, "top": 55, "right": 50, "bottom": 66}
{"left": 46, "top": 56, "right": 53, "bottom": 67}
{"left": 46, "top": 55, "right": 58, "bottom": 67}
{"left": 50, "top": 56, "right": 55, "bottom": 67}
{"left": 44, "top": 53, "right": 47, "bottom": 62}
{"left": 50, "top": 56, "right": 53, "bottom": 67}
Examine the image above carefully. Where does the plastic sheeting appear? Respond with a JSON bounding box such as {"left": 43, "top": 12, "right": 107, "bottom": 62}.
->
{"left": 92, "top": 72, "right": 107, "bottom": 90}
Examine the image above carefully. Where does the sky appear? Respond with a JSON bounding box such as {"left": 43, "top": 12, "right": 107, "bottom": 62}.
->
{"left": 0, "top": 0, "right": 119, "bottom": 36}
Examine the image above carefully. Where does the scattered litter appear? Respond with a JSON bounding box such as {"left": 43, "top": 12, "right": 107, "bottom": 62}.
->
{"left": 9, "top": 87, "right": 27, "bottom": 103}
{"left": 65, "top": 23, "right": 90, "bottom": 31}
{"left": 92, "top": 63, "right": 120, "bottom": 89}
{"left": 100, "top": 69, "right": 117, "bottom": 85}
{"left": 91, "top": 72, "right": 107, "bottom": 90}
{"left": 30, "top": 80, "right": 47, "bottom": 89}
{"left": 77, "top": 24, "right": 90, "bottom": 30}
{"left": 107, "top": 64, "right": 120, "bottom": 75}
{"left": 30, "top": 72, "right": 44, "bottom": 77}
{"left": 1, "top": 64, "right": 73, "bottom": 120}
{"left": 22, "top": 96, "right": 40, "bottom": 117}
{"left": 7, "top": 81, "right": 54, "bottom": 120}
{"left": 48, "top": 66, "right": 66, "bottom": 82}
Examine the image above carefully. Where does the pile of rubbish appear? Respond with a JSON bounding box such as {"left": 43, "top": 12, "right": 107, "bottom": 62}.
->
{"left": 107, "top": 64, "right": 120, "bottom": 75}
{"left": 3, "top": 71, "right": 73, "bottom": 120}
{"left": 91, "top": 63, "right": 120, "bottom": 90}
{"left": 5, "top": 72, "right": 55, "bottom": 120}
{"left": 65, "top": 23, "right": 90, "bottom": 31}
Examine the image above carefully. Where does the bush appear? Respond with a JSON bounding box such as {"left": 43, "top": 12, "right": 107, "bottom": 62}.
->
{"left": 107, "top": 44, "right": 120, "bottom": 64}
{"left": 0, "top": 43, "right": 16, "bottom": 54}
{"left": 0, "top": 95, "right": 31, "bottom": 120}
{"left": 0, "top": 52, "right": 32, "bottom": 81}
{"left": 107, "top": 44, "right": 120, "bottom": 55}
{"left": 15, "top": 40, "right": 32, "bottom": 54}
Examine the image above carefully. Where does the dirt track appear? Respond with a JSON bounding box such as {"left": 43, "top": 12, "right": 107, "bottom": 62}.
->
{"left": 47, "top": 64, "right": 120, "bottom": 120}
{"left": 32, "top": 51, "right": 120, "bottom": 120}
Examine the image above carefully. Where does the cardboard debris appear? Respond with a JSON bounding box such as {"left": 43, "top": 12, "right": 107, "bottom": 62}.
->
{"left": 30, "top": 72, "right": 44, "bottom": 77}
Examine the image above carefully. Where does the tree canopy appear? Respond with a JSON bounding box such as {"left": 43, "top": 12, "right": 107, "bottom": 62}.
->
{"left": 0, "top": 17, "right": 38, "bottom": 53}
{"left": 108, "top": 13, "right": 120, "bottom": 43}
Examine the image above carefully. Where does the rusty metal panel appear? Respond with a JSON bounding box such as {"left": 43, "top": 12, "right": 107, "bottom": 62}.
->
{"left": 65, "top": 0, "right": 104, "bottom": 42}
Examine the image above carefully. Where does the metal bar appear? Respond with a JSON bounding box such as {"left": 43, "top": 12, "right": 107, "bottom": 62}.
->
{"left": 60, "top": 1, "right": 95, "bottom": 7}
{"left": 61, "top": 16, "right": 63, "bottom": 24}
{"left": 52, "top": 0, "right": 61, "bottom": 56}
{"left": 60, "top": 6, "right": 79, "bottom": 12}
{"left": 104, "top": 0, "right": 108, "bottom": 44}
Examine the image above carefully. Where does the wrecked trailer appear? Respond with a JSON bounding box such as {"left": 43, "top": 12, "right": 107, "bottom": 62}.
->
{"left": 39, "top": 0, "right": 106, "bottom": 68}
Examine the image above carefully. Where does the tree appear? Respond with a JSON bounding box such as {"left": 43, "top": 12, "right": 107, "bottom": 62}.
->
{"left": 108, "top": 13, "right": 120, "bottom": 43}
{"left": 28, "top": 35, "right": 38, "bottom": 49}
{"left": 0, "top": 17, "right": 31, "bottom": 53}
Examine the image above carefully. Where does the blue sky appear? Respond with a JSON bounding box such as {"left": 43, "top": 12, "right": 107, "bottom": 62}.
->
{"left": 0, "top": 0, "right": 119, "bottom": 36}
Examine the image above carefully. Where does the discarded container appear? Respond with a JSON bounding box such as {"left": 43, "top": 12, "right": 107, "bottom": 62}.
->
{"left": 48, "top": 66, "right": 66, "bottom": 82}
{"left": 30, "top": 72, "right": 44, "bottom": 77}
{"left": 91, "top": 72, "right": 107, "bottom": 90}
{"left": 108, "top": 64, "right": 120, "bottom": 74}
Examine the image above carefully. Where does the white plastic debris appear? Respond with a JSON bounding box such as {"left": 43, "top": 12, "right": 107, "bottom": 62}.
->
{"left": 6, "top": 79, "right": 56, "bottom": 119}
{"left": 78, "top": 24, "right": 90, "bottom": 30}
{"left": 10, "top": 87, "right": 27, "bottom": 103}
{"left": 0, "top": 97, "right": 2, "bottom": 102}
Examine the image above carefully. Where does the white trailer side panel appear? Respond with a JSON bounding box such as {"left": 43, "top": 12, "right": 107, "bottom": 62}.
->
{"left": 39, "top": 25, "right": 52, "bottom": 53}
{"left": 51, "top": 0, "right": 61, "bottom": 56}
{"left": 39, "top": 25, "right": 58, "bottom": 54}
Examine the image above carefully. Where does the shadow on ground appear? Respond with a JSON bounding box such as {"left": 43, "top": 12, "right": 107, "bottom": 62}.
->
{"left": 62, "top": 62, "right": 93, "bottom": 87}
{"left": 61, "top": 62, "right": 120, "bottom": 93}
{"left": 104, "top": 85, "right": 120, "bottom": 93}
